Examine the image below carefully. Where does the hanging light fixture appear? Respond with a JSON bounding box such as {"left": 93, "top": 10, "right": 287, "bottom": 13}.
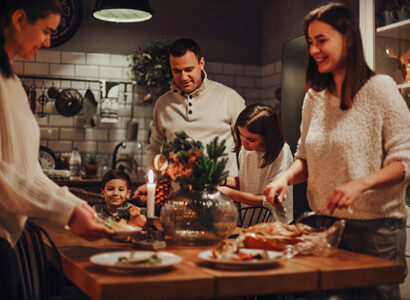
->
{"left": 93, "top": 0, "right": 153, "bottom": 23}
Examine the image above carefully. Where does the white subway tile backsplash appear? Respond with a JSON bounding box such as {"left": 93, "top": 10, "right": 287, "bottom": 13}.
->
{"left": 98, "top": 141, "right": 118, "bottom": 153}
{"left": 133, "top": 104, "right": 154, "bottom": 118}
{"left": 275, "top": 61, "right": 282, "bottom": 73}
{"left": 48, "top": 140, "right": 73, "bottom": 152}
{"left": 244, "top": 89, "right": 261, "bottom": 100}
{"left": 75, "top": 141, "right": 97, "bottom": 153}
{"left": 25, "top": 63, "right": 49, "bottom": 75}
{"left": 36, "top": 115, "right": 49, "bottom": 126}
{"left": 262, "top": 73, "right": 281, "bottom": 87}
{"left": 60, "top": 128, "right": 85, "bottom": 140}
{"left": 87, "top": 53, "right": 110, "bottom": 66}
{"left": 49, "top": 115, "right": 74, "bottom": 127}
{"left": 206, "top": 62, "right": 223, "bottom": 74}
{"left": 235, "top": 76, "right": 256, "bottom": 88}
{"left": 214, "top": 74, "right": 235, "bottom": 88}
{"left": 36, "top": 50, "right": 61, "bottom": 63}
{"left": 260, "top": 86, "right": 276, "bottom": 99}
{"left": 262, "top": 62, "right": 276, "bottom": 76}
{"left": 40, "top": 127, "right": 59, "bottom": 139}
{"left": 244, "top": 65, "right": 262, "bottom": 76}
{"left": 223, "top": 63, "right": 244, "bottom": 75}
{"left": 75, "top": 65, "right": 99, "bottom": 78}
{"left": 85, "top": 128, "right": 108, "bottom": 141}
{"left": 100, "top": 66, "right": 123, "bottom": 79}
{"left": 110, "top": 55, "right": 129, "bottom": 67}
{"left": 43, "top": 102, "right": 57, "bottom": 114}
{"left": 109, "top": 129, "right": 127, "bottom": 141}
{"left": 50, "top": 64, "right": 75, "bottom": 76}
{"left": 62, "top": 52, "right": 86, "bottom": 64}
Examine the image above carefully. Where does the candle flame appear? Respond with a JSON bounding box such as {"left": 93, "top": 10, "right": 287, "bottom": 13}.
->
{"left": 148, "top": 170, "right": 154, "bottom": 184}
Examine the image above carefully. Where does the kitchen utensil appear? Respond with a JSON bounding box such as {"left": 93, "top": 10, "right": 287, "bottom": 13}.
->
{"left": 294, "top": 211, "right": 320, "bottom": 224}
{"left": 37, "top": 84, "right": 48, "bottom": 117}
{"left": 55, "top": 88, "right": 83, "bottom": 117}
{"left": 29, "top": 83, "right": 36, "bottom": 113}
{"left": 83, "top": 88, "right": 98, "bottom": 128}
{"left": 47, "top": 82, "right": 59, "bottom": 99}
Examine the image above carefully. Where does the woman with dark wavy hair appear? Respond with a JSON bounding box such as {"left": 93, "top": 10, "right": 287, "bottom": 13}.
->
{"left": 0, "top": 1, "right": 112, "bottom": 298}
{"left": 265, "top": 3, "right": 410, "bottom": 299}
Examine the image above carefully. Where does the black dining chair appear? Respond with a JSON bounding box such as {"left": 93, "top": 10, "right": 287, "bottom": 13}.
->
{"left": 238, "top": 206, "right": 273, "bottom": 228}
{"left": 14, "top": 220, "right": 89, "bottom": 300}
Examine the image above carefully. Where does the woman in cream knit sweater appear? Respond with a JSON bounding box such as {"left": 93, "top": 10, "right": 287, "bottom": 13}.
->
{"left": 265, "top": 3, "right": 409, "bottom": 299}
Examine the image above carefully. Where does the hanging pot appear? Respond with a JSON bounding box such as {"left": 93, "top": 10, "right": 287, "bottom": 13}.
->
{"left": 55, "top": 88, "right": 83, "bottom": 116}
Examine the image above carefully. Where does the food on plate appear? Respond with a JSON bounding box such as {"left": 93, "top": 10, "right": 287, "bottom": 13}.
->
{"left": 239, "top": 220, "right": 345, "bottom": 256}
{"left": 212, "top": 241, "right": 268, "bottom": 261}
{"left": 116, "top": 253, "right": 162, "bottom": 266}
{"left": 94, "top": 215, "right": 141, "bottom": 232}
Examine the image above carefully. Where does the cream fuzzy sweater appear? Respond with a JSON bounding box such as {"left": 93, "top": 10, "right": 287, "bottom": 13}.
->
{"left": 295, "top": 75, "right": 410, "bottom": 220}
{"left": 0, "top": 74, "right": 84, "bottom": 246}
{"left": 147, "top": 72, "right": 245, "bottom": 176}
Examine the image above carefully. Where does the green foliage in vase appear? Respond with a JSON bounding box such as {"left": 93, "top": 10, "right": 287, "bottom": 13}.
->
{"left": 159, "top": 131, "right": 229, "bottom": 191}
{"left": 128, "top": 41, "right": 173, "bottom": 95}
{"left": 87, "top": 154, "right": 98, "bottom": 165}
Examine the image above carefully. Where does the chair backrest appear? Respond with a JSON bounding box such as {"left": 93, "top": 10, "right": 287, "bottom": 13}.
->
{"left": 14, "top": 220, "right": 63, "bottom": 300}
{"left": 238, "top": 206, "right": 273, "bottom": 228}
{"left": 69, "top": 187, "right": 104, "bottom": 206}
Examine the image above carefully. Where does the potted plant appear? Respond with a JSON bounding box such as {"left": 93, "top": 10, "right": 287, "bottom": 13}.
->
{"left": 128, "top": 41, "right": 173, "bottom": 102}
{"left": 85, "top": 154, "right": 99, "bottom": 179}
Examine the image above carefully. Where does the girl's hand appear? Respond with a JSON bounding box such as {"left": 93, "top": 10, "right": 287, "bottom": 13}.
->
{"left": 217, "top": 186, "right": 231, "bottom": 197}
{"left": 320, "top": 179, "right": 367, "bottom": 214}
{"left": 264, "top": 176, "right": 289, "bottom": 207}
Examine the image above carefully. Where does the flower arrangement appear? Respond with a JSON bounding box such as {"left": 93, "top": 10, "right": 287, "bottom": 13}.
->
{"left": 128, "top": 41, "right": 173, "bottom": 96}
{"left": 158, "top": 131, "right": 229, "bottom": 191}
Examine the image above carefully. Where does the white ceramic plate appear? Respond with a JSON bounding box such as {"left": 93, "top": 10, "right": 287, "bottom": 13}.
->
{"left": 198, "top": 248, "right": 284, "bottom": 269}
{"left": 90, "top": 251, "right": 182, "bottom": 271}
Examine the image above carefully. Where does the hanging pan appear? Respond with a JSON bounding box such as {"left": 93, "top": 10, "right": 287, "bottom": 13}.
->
{"left": 55, "top": 88, "right": 83, "bottom": 117}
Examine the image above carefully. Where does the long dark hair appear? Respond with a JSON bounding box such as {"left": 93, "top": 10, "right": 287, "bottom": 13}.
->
{"left": 303, "top": 2, "right": 375, "bottom": 110}
{"left": 233, "top": 103, "right": 285, "bottom": 168}
{"left": 0, "top": 0, "right": 62, "bottom": 78}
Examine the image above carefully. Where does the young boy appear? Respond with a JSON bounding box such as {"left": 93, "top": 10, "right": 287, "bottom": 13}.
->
{"left": 94, "top": 170, "right": 134, "bottom": 219}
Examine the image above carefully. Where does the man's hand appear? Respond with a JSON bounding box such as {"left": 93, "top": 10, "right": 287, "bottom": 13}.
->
{"left": 68, "top": 204, "right": 113, "bottom": 240}
{"left": 133, "top": 184, "right": 148, "bottom": 201}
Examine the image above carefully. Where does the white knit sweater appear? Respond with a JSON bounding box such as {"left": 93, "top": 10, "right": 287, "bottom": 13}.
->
{"left": 0, "top": 74, "right": 84, "bottom": 246}
{"left": 295, "top": 74, "right": 410, "bottom": 220}
{"left": 147, "top": 72, "right": 245, "bottom": 176}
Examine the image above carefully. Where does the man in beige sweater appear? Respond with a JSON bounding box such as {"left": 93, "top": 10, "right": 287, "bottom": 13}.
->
{"left": 135, "top": 38, "right": 245, "bottom": 198}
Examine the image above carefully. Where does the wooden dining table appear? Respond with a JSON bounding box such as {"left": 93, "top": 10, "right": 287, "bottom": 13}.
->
{"left": 35, "top": 219, "right": 405, "bottom": 300}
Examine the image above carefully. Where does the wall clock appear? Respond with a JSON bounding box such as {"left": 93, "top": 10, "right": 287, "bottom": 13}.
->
{"left": 50, "top": 0, "right": 83, "bottom": 48}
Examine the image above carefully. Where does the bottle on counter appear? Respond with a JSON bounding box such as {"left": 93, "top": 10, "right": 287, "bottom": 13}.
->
{"left": 69, "top": 147, "right": 82, "bottom": 180}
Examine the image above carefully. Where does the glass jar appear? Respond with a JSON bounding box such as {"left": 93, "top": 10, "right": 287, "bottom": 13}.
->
{"left": 160, "top": 186, "right": 238, "bottom": 246}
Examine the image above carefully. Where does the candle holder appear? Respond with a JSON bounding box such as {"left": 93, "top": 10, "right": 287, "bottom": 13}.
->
{"left": 132, "top": 216, "right": 166, "bottom": 250}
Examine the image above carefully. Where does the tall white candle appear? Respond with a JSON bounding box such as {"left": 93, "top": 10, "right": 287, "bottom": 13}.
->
{"left": 147, "top": 170, "right": 156, "bottom": 218}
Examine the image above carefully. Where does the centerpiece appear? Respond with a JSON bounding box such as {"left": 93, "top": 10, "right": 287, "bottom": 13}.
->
{"left": 158, "top": 131, "right": 238, "bottom": 246}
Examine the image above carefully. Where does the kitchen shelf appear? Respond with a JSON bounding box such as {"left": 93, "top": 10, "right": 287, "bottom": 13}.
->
{"left": 19, "top": 74, "right": 136, "bottom": 86}
{"left": 376, "top": 19, "right": 410, "bottom": 40}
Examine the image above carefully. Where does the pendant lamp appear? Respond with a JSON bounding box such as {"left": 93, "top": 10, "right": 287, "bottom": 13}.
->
{"left": 93, "top": 0, "right": 153, "bottom": 23}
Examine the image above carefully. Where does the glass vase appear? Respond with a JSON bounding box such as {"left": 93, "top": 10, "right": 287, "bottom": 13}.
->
{"left": 160, "top": 187, "right": 238, "bottom": 246}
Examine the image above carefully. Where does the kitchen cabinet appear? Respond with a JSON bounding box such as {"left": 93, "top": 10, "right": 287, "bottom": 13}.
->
{"left": 360, "top": 0, "right": 410, "bottom": 107}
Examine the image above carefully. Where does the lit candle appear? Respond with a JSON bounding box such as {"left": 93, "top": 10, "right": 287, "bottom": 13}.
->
{"left": 147, "top": 170, "right": 156, "bottom": 218}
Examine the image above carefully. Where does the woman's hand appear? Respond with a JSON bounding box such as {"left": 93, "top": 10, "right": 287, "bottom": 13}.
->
{"left": 264, "top": 175, "right": 289, "bottom": 207}
{"left": 68, "top": 204, "right": 113, "bottom": 240}
{"left": 320, "top": 179, "right": 367, "bottom": 214}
